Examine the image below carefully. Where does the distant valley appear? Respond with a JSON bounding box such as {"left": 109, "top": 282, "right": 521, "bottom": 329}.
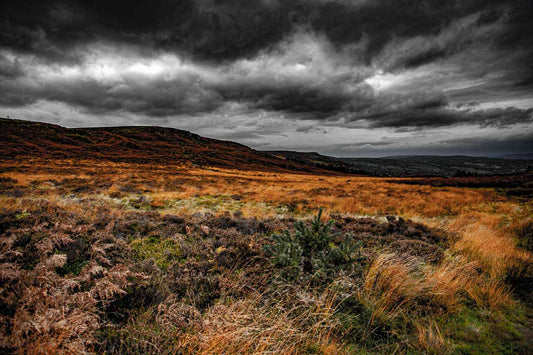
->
{"left": 266, "top": 150, "right": 532, "bottom": 177}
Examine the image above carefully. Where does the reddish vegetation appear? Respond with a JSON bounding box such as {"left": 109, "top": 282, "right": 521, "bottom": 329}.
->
{"left": 0, "top": 118, "right": 331, "bottom": 173}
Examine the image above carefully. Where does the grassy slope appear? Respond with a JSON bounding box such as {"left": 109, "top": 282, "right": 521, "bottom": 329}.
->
{"left": 0, "top": 118, "right": 330, "bottom": 173}
{"left": 1, "top": 158, "right": 532, "bottom": 354}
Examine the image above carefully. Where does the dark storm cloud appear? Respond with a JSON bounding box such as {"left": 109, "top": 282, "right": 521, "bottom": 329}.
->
{"left": 441, "top": 131, "right": 533, "bottom": 147}
{"left": 400, "top": 48, "right": 448, "bottom": 70}
{"left": 0, "top": 0, "right": 289, "bottom": 62}
{"left": 0, "top": 69, "right": 223, "bottom": 116}
{"left": 2, "top": 0, "right": 530, "bottom": 64}
{"left": 0, "top": 54, "right": 23, "bottom": 79}
{"left": 436, "top": 131, "right": 533, "bottom": 156}
{"left": 355, "top": 96, "right": 533, "bottom": 129}
{"left": 218, "top": 84, "right": 355, "bottom": 118}
{"left": 0, "top": 26, "right": 373, "bottom": 119}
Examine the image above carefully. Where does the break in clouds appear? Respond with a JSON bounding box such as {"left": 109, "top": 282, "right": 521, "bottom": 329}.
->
{"left": 1, "top": 0, "right": 532, "bottom": 156}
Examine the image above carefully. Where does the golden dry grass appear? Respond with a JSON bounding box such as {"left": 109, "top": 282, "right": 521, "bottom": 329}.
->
{"left": 1, "top": 158, "right": 531, "bottom": 353}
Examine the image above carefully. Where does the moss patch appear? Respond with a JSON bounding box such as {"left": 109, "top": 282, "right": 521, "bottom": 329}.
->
{"left": 130, "top": 235, "right": 181, "bottom": 270}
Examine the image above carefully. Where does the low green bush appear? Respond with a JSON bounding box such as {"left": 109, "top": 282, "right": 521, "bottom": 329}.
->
{"left": 265, "top": 208, "right": 364, "bottom": 281}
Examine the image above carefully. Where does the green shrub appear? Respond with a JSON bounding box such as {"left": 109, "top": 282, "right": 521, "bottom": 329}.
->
{"left": 265, "top": 208, "right": 364, "bottom": 281}
{"left": 294, "top": 208, "right": 334, "bottom": 254}
{"left": 265, "top": 230, "right": 302, "bottom": 278}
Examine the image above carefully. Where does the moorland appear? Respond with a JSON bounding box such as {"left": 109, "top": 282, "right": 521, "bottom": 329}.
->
{"left": 1, "top": 118, "right": 532, "bottom": 354}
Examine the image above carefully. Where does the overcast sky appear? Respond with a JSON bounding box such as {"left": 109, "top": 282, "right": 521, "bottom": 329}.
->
{"left": 1, "top": 0, "right": 532, "bottom": 157}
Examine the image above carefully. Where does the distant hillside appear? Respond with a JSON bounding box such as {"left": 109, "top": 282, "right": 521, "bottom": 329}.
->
{"left": 266, "top": 151, "right": 349, "bottom": 172}
{"left": 266, "top": 151, "right": 532, "bottom": 177}
{"left": 0, "top": 118, "right": 329, "bottom": 173}
{"left": 500, "top": 153, "right": 533, "bottom": 160}
{"left": 3, "top": 118, "right": 529, "bottom": 176}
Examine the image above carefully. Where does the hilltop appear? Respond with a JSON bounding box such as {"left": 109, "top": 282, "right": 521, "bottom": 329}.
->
{"left": 0, "top": 118, "right": 326, "bottom": 173}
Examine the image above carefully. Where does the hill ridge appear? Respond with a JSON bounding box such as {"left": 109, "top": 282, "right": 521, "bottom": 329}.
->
{"left": 0, "top": 118, "right": 328, "bottom": 173}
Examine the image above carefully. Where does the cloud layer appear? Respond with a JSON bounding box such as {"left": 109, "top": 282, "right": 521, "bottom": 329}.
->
{"left": 1, "top": 0, "right": 532, "bottom": 156}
